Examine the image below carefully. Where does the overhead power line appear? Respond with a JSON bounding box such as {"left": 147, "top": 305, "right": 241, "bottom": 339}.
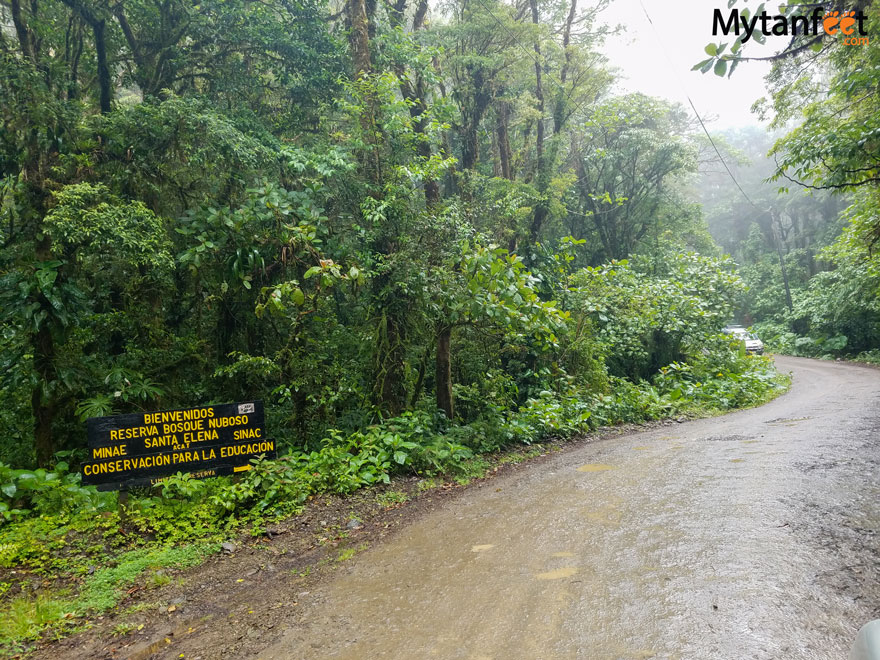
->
{"left": 636, "top": 0, "right": 769, "bottom": 216}
{"left": 468, "top": 0, "right": 771, "bottom": 221}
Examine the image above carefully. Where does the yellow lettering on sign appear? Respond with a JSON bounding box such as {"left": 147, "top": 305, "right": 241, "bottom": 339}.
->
{"left": 208, "top": 415, "right": 249, "bottom": 429}
{"left": 92, "top": 444, "right": 127, "bottom": 459}
{"left": 144, "top": 408, "right": 215, "bottom": 425}
{"left": 195, "top": 429, "right": 218, "bottom": 443}
{"left": 161, "top": 419, "right": 205, "bottom": 435}
{"left": 108, "top": 425, "right": 158, "bottom": 441}
{"left": 220, "top": 441, "right": 274, "bottom": 458}
{"left": 233, "top": 428, "right": 262, "bottom": 440}
{"left": 144, "top": 434, "right": 178, "bottom": 449}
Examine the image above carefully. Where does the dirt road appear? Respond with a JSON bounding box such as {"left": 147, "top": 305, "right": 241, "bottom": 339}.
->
{"left": 255, "top": 356, "right": 880, "bottom": 660}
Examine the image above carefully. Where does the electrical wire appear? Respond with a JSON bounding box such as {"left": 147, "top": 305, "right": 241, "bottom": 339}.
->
{"left": 636, "top": 0, "right": 769, "bottom": 215}
{"left": 467, "top": 0, "right": 771, "bottom": 221}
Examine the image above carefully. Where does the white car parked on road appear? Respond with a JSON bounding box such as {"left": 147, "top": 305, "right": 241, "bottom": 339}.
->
{"left": 722, "top": 325, "right": 765, "bottom": 355}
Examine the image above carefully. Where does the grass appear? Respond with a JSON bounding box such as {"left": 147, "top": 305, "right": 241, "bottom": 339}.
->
{"left": 336, "top": 544, "right": 367, "bottom": 562}
{"left": 144, "top": 570, "right": 172, "bottom": 589}
{"left": 76, "top": 545, "right": 213, "bottom": 613}
{"left": 416, "top": 477, "right": 439, "bottom": 492}
{"left": 453, "top": 457, "right": 491, "bottom": 485}
{"left": 0, "top": 543, "right": 216, "bottom": 654}
{"left": 120, "top": 601, "right": 157, "bottom": 616}
{"left": 0, "top": 594, "right": 72, "bottom": 650}
{"left": 497, "top": 446, "right": 545, "bottom": 465}
{"left": 375, "top": 490, "right": 408, "bottom": 507}
{"left": 111, "top": 622, "right": 136, "bottom": 637}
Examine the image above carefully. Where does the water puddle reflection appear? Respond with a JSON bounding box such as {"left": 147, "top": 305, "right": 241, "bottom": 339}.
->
{"left": 577, "top": 464, "right": 616, "bottom": 472}
{"left": 536, "top": 566, "right": 578, "bottom": 580}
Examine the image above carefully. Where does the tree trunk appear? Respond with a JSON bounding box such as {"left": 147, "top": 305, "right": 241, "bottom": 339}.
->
{"left": 376, "top": 310, "right": 406, "bottom": 416}
{"left": 553, "top": 0, "right": 577, "bottom": 134}
{"left": 67, "top": 24, "right": 84, "bottom": 101}
{"left": 410, "top": 344, "right": 430, "bottom": 408}
{"left": 10, "top": 0, "right": 35, "bottom": 60}
{"left": 347, "top": 0, "right": 372, "bottom": 77}
{"left": 461, "top": 120, "right": 479, "bottom": 171}
{"left": 496, "top": 101, "right": 512, "bottom": 180}
{"left": 32, "top": 376, "right": 55, "bottom": 467}
{"left": 32, "top": 236, "right": 56, "bottom": 467}
{"left": 92, "top": 18, "right": 112, "bottom": 113}
{"left": 12, "top": 0, "right": 58, "bottom": 467}
{"left": 528, "top": 0, "right": 548, "bottom": 247}
{"left": 530, "top": 0, "right": 544, "bottom": 166}
{"left": 772, "top": 212, "right": 794, "bottom": 312}
{"left": 398, "top": 0, "right": 439, "bottom": 206}
{"left": 435, "top": 324, "right": 453, "bottom": 418}
{"left": 459, "top": 68, "right": 491, "bottom": 172}
{"left": 346, "top": 0, "right": 407, "bottom": 416}
{"left": 60, "top": 0, "right": 112, "bottom": 113}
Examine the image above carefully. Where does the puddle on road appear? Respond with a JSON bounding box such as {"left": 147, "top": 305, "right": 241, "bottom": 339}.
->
{"left": 585, "top": 507, "right": 622, "bottom": 524}
{"left": 704, "top": 434, "right": 752, "bottom": 442}
{"left": 765, "top": 416, "right": 812, "bottom": 426}
{"left": 536, "top": 566, "right": 578, "bottom": 580}
{"left": 577, "top": 464, "right": 616, "bottom": 472}
{"left": 472, "top": 545, "right": 494, "bottom": 552}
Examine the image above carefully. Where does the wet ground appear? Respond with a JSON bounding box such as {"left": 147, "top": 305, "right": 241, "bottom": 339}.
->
{"left": 254, "top": 356, "right": 880, "bottom": 660}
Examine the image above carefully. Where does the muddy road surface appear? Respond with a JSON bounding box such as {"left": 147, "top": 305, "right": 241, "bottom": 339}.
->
{"left": 251, "top": 356, "right": 880, "bottom": 660}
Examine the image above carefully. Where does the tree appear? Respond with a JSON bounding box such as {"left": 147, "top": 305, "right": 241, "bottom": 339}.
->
{"left": 0, "top": 0, "right": 344, "bottom": 464}
{"left": 568, "top": 94, "right": 700, "bottom": 261}
{"left": 430, "top": 240, "right": 568, "bottom": 417}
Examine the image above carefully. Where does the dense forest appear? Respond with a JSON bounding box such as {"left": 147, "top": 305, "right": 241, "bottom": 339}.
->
{"left": 0, "top": 0, "right": 769, "bottom": 470}
{"left": 702, "top": 126, "right": 879, "bottom": 358}
{"left": 0, "top": 0, "right": 878, "bottom": 648}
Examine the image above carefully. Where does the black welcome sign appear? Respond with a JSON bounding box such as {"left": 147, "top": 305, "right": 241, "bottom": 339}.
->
{"left": 82, "top": 401, "right": 274, "bottom": 490}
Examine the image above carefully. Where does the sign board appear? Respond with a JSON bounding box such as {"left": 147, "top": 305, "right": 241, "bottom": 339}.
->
{"left": 82, "top": 401, "right": 273, "bottom": 491}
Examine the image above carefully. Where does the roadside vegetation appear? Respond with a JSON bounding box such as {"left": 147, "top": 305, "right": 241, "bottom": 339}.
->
{"left": 3, "top": 0, "right": 877, "bottom": 654}
{"left": 0, "top": 255, "right": 786, "bottom": 653}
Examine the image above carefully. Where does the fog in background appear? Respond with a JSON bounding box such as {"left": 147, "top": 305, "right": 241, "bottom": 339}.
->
{"left": 599, "top": 0, "right": 782, "bottom": 128}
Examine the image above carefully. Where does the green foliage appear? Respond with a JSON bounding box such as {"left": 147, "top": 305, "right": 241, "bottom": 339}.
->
{"left": 438, "top": 240, "right": 569, "bottom": 347}
{"left": 653, "top": 342, "right": 785, "bottom": 411}
{"left": 743, "top": 196, "right": 880, "bottom": 359}
{"left": 0, "top": 462, "right": 111, "bottom": 522}
{"left": 78, "top": 545, "right": 211, "bottom": 612}
{"left": 0, "top": 594, "right": 71, "bottom": 651}
{"left": 45, "top": 184, "right": 173, "bottom": 270}
{"left": 696, "top": 6, "right": 880, "bottom": 363}
{"left": 565, "top": 94, "right": 703, "bottom": 262}
{"left": 376, "top": 490, "right": 409, "bottom": 507}
{"left": 568, "top": 252, "right": 744, "bottom": 380}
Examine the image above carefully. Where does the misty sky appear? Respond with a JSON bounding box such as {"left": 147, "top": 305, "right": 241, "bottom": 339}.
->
{"left": 598, "top": 0, "right": 783, "bottom": 129}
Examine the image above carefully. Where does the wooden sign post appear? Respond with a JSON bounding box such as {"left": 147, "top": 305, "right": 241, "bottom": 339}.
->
{"left": 81, "top": 401, "right": 274, "bottom": 491}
